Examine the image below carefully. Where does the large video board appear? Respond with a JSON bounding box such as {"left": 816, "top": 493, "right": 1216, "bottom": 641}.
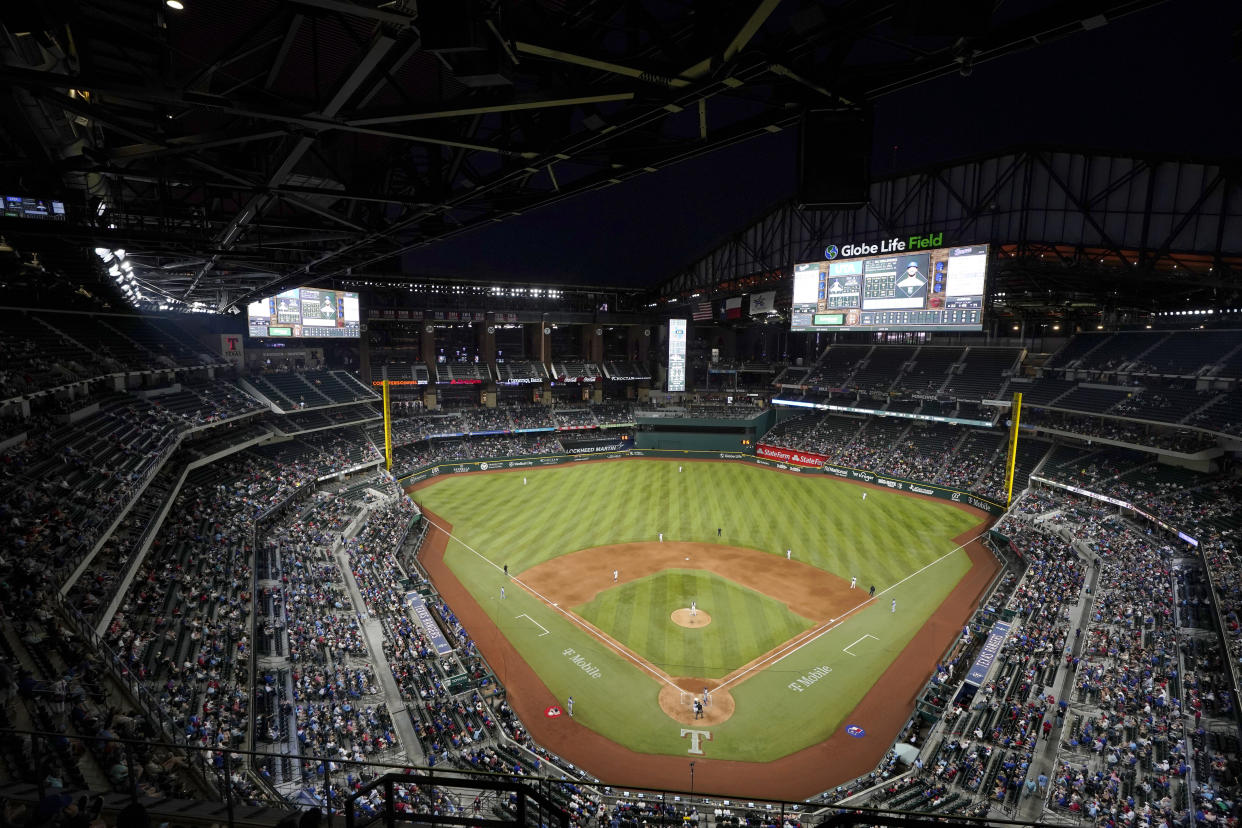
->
{"left": 791, "top": 243, "right": 988, "bottom": 332}
{"left": 3, "top": 196, "right": 66, "bottom": 221}
{"left": 247, "top": 287, "right": 361, "bottom": 338}
{"left": 667, "top": 318, "right": 687, "bottom": 392}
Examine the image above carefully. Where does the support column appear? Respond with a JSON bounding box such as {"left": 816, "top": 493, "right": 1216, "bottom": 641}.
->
{"left": 529, "top": 323, "right": 552, "bottom": 366}
{"left": 580, "top": 325, "right": 604, "bottom": 364}
{"left": 627, "top": 326, "right": 643, "bottom": 362}
{"left": 422, "top": 323, "right": 437, "bottom": 373}
{"left": 359, "top": 326, "right": 372, "bottom": 387}
{"left": 477, "top": 318, "right": 497, "bottom": 366}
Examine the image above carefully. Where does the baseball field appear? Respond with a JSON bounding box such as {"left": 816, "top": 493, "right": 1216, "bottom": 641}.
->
{"left": 409, "top": 458, "right": 995, "bottom": 797}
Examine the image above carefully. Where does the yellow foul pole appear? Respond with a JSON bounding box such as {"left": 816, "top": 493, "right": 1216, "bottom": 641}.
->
{"left": 1003, "top": 391, "right": 1023, "bottom": 505}
{"left": 382, "top": 379, "right": 393, "bottom": 471}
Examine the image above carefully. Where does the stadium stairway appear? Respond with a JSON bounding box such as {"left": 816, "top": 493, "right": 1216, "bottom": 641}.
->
{"left": 1052, "top": 332, "right": 1117, "bottom": 371}
{"left": 331, "top": 509, "right": 425, "bottom": 766}
{"left": 236, "top": 378, "right": 283, "bottom": 412}
{"left": 1125, "top": 332, "right": 1174, "bottom": 371}
{"left": 1211, "top": 341, "right": 1242, "bottom": 379}
{"left": 1014, "top": 551, "right": 1101, "bottom": 822}
{"left": 1182, "top": 390, "right": 1231, "bottom": 425}
{"left": 96, "top": 319, "right": 176, "bottom": 370}
{"left": 31, "top": 314, "right": 122, "bottom": 373}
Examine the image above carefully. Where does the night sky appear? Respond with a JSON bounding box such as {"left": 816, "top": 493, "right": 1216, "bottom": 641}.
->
{"left": 402, "top": 0, "right": 1239, "bottom": 289}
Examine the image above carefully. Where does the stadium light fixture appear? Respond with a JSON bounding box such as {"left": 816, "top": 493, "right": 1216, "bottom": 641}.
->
{"left": 108, "top": 264, "right": 121, "bottom": 277}
{"left": 94, "top": 247, "right": 113, "bottom": 261}
{"left": 114, "top": 249, "right": 126, "bottom": 260}
{"left": 166, "top": 0, "right": 185, "bottom": 9}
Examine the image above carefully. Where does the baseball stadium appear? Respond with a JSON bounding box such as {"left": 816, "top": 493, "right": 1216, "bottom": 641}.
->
{"left": 0, "top": 3, "right": 1240, "bottom": 828}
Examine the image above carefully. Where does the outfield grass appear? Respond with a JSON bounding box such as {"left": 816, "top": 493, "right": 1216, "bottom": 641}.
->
{"left": 414, "top": 459, "right": 983, "bottom": 761}
{"left": 573, "top": 569, "right": 815, "bottom": 679}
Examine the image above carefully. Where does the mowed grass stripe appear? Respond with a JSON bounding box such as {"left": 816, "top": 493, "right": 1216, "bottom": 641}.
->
{"left": 417, "top": 460, "right": 978, "bottom": 584}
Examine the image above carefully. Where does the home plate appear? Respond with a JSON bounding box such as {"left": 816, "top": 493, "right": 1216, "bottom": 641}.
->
{"left": 685, "top": 557, "right": 690, "bottom": 561}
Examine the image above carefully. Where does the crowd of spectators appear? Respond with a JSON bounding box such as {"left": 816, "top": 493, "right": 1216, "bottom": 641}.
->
{"left": 8, "top": 348, "right": 1242, "bottom": 825}
{"left": 390, "top": 434, "right": 566, "bottom": 475}
{"left": 2, "top": 397, "right": 188, "bottom": 586}
{"left": 381, "top": 403, "right": 636, "bottom": 446}
{"left": 761, "top": 413, "right": 1013, "bottom": 500}
{"left": 858, "top": 475, "right": 1242, "bottom": 824}
{"left": 552, "top": 408, "right": 599, "bottom": 428}
{"left": 0, "top": 332, "right": 105, "bottom": 398}
{"left": 1021, "top": 410, "right": 1216, "bottom": 453}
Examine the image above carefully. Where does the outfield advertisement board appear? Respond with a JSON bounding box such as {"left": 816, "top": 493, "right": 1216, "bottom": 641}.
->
{"left": 399, "top": 449, "right": 1005, "bottom": 515}
{"left": 560, "top": 435, "right": 632, "bottom": 455}
{"left": 755, "top": 444, "right": 829, "bottom": 467}
{"left": 821, "top": 462, "right": 1004, "bottom": 514}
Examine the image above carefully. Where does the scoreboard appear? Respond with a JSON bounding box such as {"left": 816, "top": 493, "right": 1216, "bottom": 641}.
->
{"left": 3, "top": 196, "right": 66, "bottom": 221}
{"left": 791, "top": 243, "right": 989, "bottom": 332}
{"left": 247, "top": 287, "right": 361, "bottom": 338}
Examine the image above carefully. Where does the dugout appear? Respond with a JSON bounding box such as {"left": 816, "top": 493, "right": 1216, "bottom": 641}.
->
{"left": 634, "top": 409, "right": 773, "bottom": 451}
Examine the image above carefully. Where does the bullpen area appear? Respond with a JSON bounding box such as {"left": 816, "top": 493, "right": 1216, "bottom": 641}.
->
{"left": 409, "top": 458, "right": 997, "bottom": 798}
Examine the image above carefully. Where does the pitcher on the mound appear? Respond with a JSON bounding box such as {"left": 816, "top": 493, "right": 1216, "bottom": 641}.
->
{"left": 690, "top": 600, "right": 697, "bottom": 618}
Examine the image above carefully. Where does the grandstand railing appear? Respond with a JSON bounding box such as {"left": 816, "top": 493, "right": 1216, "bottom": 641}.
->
{"left": 1195, "top": 548, "right": 1242, "bottom": 731}
{"left": 0, "top": 729, "right": 1047, "bottom": 828}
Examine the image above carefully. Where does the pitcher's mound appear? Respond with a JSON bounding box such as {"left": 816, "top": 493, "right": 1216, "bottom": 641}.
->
{"left": 659, "top": 679, "right": 735, "bottom": 725}
{"left": 671, "top": 608, "right": 711, "bottom": 628}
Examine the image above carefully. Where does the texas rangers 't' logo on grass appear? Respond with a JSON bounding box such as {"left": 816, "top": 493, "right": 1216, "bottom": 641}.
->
{"left": 845, "top": 725, "right": 866, "bottom": 738}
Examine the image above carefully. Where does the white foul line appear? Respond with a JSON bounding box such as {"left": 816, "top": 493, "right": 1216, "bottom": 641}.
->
{"left": 515, "top": 614, "right": 550, "bottom": 637}
{"left": 420, "top": 515, "right": 680, "bottom": 690}
{"left": 715, "top": 532, "right": 985, "bottom": 690}
{"left": 843, "top": 634, "right": 879, "bottom": 656}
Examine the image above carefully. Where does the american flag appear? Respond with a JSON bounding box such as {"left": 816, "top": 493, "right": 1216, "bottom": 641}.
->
{"left": 691, "top": 300, "right": 713, "bottom": 321}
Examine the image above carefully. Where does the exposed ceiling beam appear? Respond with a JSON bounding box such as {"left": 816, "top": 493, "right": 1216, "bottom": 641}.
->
{"left": 348, "top": 92, "right": 636, "bottom": 126}
{"left": 265, "top": 13, "right": 305, "bottom": 90}
{"left": 106, "top": 130, "right": 287, "bottom": 161}
{"left": 0, "top": 65, "right": 536, "bottom": 157}
{"left": 183, "top": 30, "right": 399, "bottom": 298}
{"left": 286, "top": 0, "right": 416, "bottom": 28}
{"left": 723, "top": 0, "right": 785, "bottom": 65}
{"left": 513, "top": 41, "right": 691, "bottom": 88}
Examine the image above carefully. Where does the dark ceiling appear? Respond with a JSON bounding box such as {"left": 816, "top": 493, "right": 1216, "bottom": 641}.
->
{"left": 0, "top": 0, "right": 1174, "bottom": 310}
